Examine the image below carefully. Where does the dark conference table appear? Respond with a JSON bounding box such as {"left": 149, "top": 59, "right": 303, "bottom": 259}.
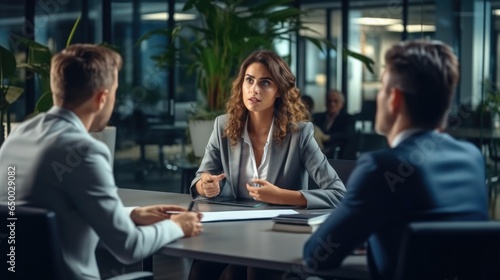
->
{"left": 118, "top": 188, "right": 370, "bottom": 280}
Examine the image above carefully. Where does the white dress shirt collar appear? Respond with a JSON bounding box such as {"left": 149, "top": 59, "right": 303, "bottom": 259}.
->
{"left": 390, "top": 128, "right": 425, "bottom": 148}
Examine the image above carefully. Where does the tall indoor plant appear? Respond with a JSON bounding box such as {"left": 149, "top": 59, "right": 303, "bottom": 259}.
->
{"left": 485, "top": 80, "right": 500, "bottom": 127}
{"left": 0, "top": 45, "right": 24, "bottom": 144}
{"left": 140, "top": 0, "right": 374, "bottom": 157}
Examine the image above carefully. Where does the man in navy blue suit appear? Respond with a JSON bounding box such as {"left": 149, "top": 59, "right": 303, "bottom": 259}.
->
{"left": 303, "top": 40, "right": 489, "bottom": 280}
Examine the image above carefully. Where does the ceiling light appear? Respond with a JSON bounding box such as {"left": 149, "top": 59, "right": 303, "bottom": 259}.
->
{"left": 352, "top": 17, "right": 402, "bottom": 26}
{"left": 142, "top": 12, "right": 196, "bottom": 21}
{"left": 386, "top": 24, "right": 436, "bottom": 33}
{"left": 493, "top": 9, "right": 500, "bottom": 16}
{"left": 315, "top": 74, "right": 326, "bottom": 86}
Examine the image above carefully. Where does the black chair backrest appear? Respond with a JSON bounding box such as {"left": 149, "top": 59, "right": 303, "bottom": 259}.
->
{"left": 357, "top": 132, "right": 388, "bottom": 154}
{"left": 0, "top": 205, "right": 65, "bottom": 280}
{"left": 395, "top": 221, "right": 500, "bottom": 280}
{"left": 309, "top": 159, "right": 357, "bottom": 189}
{"left": 328, "top": 159, "right": 357, "bottom": 184}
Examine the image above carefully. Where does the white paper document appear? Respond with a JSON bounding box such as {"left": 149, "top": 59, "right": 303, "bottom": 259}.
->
{"left": 201, "top": 209, "right": 299, "bottom": 223}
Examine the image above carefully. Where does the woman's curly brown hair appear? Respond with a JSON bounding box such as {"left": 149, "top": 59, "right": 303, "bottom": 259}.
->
{"left": 224, "top": 50, "right": 310, "bottom": 146}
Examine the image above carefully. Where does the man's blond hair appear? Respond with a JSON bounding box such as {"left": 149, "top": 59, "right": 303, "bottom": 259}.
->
{"left": 50, "top": 44, "right": 122, "bottom": 106}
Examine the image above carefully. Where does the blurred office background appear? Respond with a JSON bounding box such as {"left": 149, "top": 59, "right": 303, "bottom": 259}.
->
{"left": 0, "top": 0, "right": 499, "bottom": 211}
{"left": 2, "top": 2, "right": 499, "bottom": 277}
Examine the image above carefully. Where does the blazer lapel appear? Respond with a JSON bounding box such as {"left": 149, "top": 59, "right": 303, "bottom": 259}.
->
{"left": 228, "top": 139, "right": 242, "bottom": 198}
{"left": 267, "top": 133, "right": 291, "bottom": 184}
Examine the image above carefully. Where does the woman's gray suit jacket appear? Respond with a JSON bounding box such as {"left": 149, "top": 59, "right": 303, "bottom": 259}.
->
{"left": 190, "top": 114, "right": 347, "bottom": 209}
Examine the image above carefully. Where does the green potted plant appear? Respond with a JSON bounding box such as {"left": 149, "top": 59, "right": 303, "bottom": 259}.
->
{"left": 485, "top": 80, "right": 500, "bottom": 128}
{"left": 140, "top": 0, "right": 375, "bottom": 157}
{"left": 0, "top": 45, "right": 24, "bottom": 144}
{"left": 17, "top": 39, "right": 52, "bottom": 115}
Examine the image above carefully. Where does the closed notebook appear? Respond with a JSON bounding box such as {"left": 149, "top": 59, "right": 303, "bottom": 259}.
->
{"left": 272, "top": 212, "right": 330, "bottom": 226}
{"left": 272, "top": 222, "right": 320, "bottom": 233}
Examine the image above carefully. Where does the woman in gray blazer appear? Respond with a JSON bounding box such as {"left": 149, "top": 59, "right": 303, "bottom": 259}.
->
{"left": 190, "top": 50, "right": 346, "bottom": 209}
{"left": 188, "top": 50, "right": 347, "bottom": 280}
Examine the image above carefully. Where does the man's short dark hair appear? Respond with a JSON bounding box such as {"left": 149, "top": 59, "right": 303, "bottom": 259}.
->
{"left": 385, "top": 40, "right": 459, "bottom": 129}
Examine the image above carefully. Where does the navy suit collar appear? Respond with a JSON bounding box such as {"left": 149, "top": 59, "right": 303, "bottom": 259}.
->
{"left": 397, "top": 130, "right": 444, "bottom": 147}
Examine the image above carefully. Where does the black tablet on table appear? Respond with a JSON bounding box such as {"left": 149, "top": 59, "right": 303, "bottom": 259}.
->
{"left": 199, "top": 197, "right": 264, "bottom": 208}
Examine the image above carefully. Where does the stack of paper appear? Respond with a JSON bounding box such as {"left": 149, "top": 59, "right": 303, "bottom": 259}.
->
{"left": 200, "top": 209, "right": 298, "bottom": 222}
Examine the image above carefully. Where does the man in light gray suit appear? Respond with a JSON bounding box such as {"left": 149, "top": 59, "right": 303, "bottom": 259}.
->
{"left": 0, "top": 44, "right": 202, "bottom": 280}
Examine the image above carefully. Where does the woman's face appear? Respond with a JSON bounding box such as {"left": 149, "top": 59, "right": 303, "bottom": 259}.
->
{"left": 242, "top": 62, "right": 279, "bottom": 114}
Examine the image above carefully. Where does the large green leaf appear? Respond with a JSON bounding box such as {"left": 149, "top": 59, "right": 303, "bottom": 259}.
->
{"left": 343, "top": 48, "right": 376, "bottom": 74}
{"left": 0, "top": 45, "right": 17, "bottom": 79}
{"left": 0, "top": 86, "right": 23, "bottom": 110}
{"left": 66, "top": 15, "right": 81, "bottom": 47}
{"left": 17, "top": 37, "right": 52, "bottom": 67}
{"left": 34, "top": 91, "right": 53, "bottom": 113}
{"left": 5, "top": 86, "right": 23, "bottom": 105}
{"left": 16, "top": 38, "right": 52, "bottom": 95}
{"left": 301, "top": 36, "right": 325, "bottom": 52}
{"left": 265, "top": 8, "right": 302, "bottom": 22}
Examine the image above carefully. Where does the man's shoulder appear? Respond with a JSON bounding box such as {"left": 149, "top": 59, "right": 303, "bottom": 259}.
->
{"left": 356, "top": 149, "right": 394, "bottom": 168}
{"left": 362, "top": 131, "right": 484, "bottom": 171}
{"left": 23, "top": 114, "right": 107, "bottom": 157}
{"left": 399, "top": 131, "right": 482, "bottom": 157}
{"left": 355, "top": 147, "right": 413, "bottom": 177}
{"left": 51, "top": 133, "right": 107, "bottom": 153}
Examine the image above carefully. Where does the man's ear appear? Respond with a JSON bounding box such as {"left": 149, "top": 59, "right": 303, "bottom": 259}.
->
{"left": 94, "top": 89, "right": 109, "bottom": 111}
{"left": 389, "top": 88, "right": 404, "bottom": 114}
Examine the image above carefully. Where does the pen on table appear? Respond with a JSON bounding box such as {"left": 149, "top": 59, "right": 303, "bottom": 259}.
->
{"left": 187, "top": 200, "right": 195, "bottom": 211}
{"left": 165, "top": 201, "right": 195, "bottom": 215}
{"left": 165, "top": 211, "right": 183, "bottom": 215}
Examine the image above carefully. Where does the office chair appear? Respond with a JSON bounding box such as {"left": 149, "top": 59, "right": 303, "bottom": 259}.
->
{"left": 0, "top": 206, "right": 153, "bottom": 280}
{"left": 356, "top": 132, "right": 388, "bottom": 157}
{"left": 487, "top": 138, "right": 499, "bottom": 217}
{"left": 395, "top": 221, "right": 500, "bottom": 280}
{"left": 308, "top": 159, "right": 357, "bottom": 189}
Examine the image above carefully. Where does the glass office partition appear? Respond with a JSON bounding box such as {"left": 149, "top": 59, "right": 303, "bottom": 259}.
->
{"left": 34, "top": 1, "right": 82, "bottom": 50}
{"left": 329, "top": 9, "right": 343, "bottom": 104}
{"left": 494, "top": 2, "right": 500, "bottom": 87}
{"left": 171, "top": 8, "right": 198, "bottom": 104}
{"left": 302, "top": 9, "right": 328, "bottom": 113}
{"left": 347, "top": 4, "right": 403, "bottom": 120}
{"left": 0, "top": 0, "right": 28, "bottom": 120}
{"left": 407, "top": 1, "right": 436, "bottom": 40}
{"left": 110, "top": 1, "right": 171, "bottom": 117}
{"left": 30, "top": 1, "right": 80, "bottom": 118}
